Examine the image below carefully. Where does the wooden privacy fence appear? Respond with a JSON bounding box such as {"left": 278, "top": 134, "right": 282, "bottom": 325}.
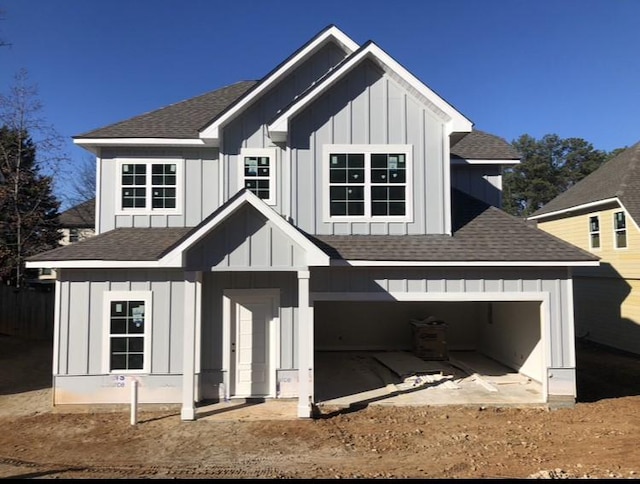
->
{"left": 0, "top": 285, "right": 54, "bottom": 340}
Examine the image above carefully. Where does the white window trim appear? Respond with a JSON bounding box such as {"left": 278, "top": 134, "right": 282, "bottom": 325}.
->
{"left": 115, "top": 158, "right": 183, "bottom": 215}
{"left": 613, "top": 210, "right": 628, "bottom": 250}
{"left": 588, "top": 214, "right": 601, "bottom": 250}
{"left": 322, "top": 144, "right": 413, "bottom": 222}
{"left": 102, "top": 290, "right": 153, "bottom": 374}
{"left": 238, "top": 147, "right": 278, "bottom": 206}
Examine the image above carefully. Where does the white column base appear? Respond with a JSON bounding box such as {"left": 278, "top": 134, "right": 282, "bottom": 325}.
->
{"left": 297, "top": 403, "right": 312, "bottom": 418}
{"left": 181, "top": 406, "right": 196, "bottom": 421}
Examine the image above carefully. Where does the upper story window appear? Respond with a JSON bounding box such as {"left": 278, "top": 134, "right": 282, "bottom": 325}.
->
{"left": 239, "top": 148, "right": 277, "bottom": 205}
{"left": 117, "top": 159, "right": 182, "bottom": 214}
{"left": 589, "top": 215, "right": 600, "bottom": 249}
{"left": 323, "top": 145, "right": 412, "bottom": 221}
{"left": 614, "top": 211, "right": 627, "bottom": 249}
{"left": 103, "top": 291, "right": 152, "bottom": 373}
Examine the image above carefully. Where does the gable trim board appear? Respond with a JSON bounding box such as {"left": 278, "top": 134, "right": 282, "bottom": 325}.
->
{"left": 199, "top": 25, "right": 359, "bottom": 144}
{"left": 267, "top": 41, "right": 473, "bottom": 143}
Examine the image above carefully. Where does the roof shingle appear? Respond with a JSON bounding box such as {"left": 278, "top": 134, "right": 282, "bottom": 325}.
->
{"left": 531, "top": 141, "right": 640, "bottom": 222}
{"left": 29, "top": 190, "right": 597, "bottom": 264}
{"left": 75, "top": 81, "right": 257, "bottom": 139}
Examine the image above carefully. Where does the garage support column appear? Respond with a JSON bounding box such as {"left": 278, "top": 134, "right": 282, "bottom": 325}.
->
{"left": 297, "top": 270, "right": 313, "bottom": 418}
{"left": 181, "top": 271, "right": 202, "bottom": 421}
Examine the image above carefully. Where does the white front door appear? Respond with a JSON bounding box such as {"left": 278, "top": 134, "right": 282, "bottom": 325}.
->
{"left": 230, "top": 294, "right": 276, "bottom": 397}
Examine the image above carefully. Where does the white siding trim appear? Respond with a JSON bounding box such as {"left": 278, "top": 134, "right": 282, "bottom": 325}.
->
{"left": 450, "top": 158, "right": 520, "bottom": 165}
{"left": 52, "top": 277, "right": 62, "bottom": 375}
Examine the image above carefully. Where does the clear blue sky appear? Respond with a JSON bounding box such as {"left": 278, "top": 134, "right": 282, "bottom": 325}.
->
{"left": 1, "top": 0, "right": 639, "bottom": 207}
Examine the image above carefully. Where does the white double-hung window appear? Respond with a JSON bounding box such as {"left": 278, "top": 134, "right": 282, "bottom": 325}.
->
{"left": 117, "top": 159, "right": 182, "bottom": 214}
{"left": 103, "top": 291, "right": 152, "bottom": 373}
{"left": 324, "top": 145, "right": 412, "bottom": 221}
{"left": 614, "top": 211, "right": 627, "bottom": 249}
{"left": 239, "top": 148, "right": 277, "bottom": 205}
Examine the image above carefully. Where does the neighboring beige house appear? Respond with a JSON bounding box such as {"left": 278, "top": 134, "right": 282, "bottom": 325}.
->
{"left": 528, "top": 142, "right": 640, "bottom": 355}
{"left": 58, "top": 198, "right": 96, "bottom": 245}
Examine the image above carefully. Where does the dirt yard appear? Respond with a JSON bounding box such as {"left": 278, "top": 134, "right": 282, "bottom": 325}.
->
{"left": 0, "top": 334, "right": 639, "bottom": 479}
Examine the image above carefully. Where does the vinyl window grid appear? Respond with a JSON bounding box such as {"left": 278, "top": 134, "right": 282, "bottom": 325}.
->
{"left": 323, "top": 145, "right": 412, "bottom": 222}
{"left": 239, "top": 148, "right": 277, "bottom": 205}
{"left": 614, "top": 211, "right": 627, "bottom": 249}
{"left": 103, "top": 291, "right": 152, "bottom": 374}
{"left": 116, "top": 159, "right": 181, "bottom": 214}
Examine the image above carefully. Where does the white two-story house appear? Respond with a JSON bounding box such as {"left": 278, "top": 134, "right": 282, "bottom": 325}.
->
{"left": 27, "top": 25, "right": 598, "bottom": 420}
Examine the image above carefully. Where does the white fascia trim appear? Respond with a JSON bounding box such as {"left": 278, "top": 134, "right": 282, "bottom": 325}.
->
{"left": 199, "top": 26, "right": 359, "bottom": 142}
{"left": 159, "top": 190, "right": 330, "bottom": 267}
{"left": 74, "top": 138, "right": 207, "bottom": 148}
{"left": 331, "top": 260, "right": 599, "bottom": 267}
{"left": 450, "top": 158, "right": 520, "bottom": 165}
{"left": 527, "top": 197, "right": 620, "bottom": 221}
{"left": 26, "top": 260, "right": 170, "bottom": 269}
{"left": 268, "top": 42, "right": 473, "bottom": 141}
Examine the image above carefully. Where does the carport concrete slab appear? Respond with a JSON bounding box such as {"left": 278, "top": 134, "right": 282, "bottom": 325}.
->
{"left": 315, "top": 350, "right": 544, "bottom": 410}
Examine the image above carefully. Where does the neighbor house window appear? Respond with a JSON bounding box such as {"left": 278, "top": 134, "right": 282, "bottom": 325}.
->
{"left": 324, "top": 145, "right": 412, "bottom": 221}
{"left": 239, "top": 148, "right": 277, "bottom": 205}
{"left": 589, "top": 215, "right": 600, "bottom": 249}
{"left": 103, "top": 291, "right": 152, "bottom": 373}
{"left": 68, "top": 228, "right": 80, "bottom": 243}
{"left": 614, "top": 211, "right": 627, "bottom": 248}
{"left": 117, "top": 159, "right": 181, "bottom": 213}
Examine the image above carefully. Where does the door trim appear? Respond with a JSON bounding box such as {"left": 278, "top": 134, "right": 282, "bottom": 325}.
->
{"left": 222, "top": 289, "right": 280, "bottom": 400}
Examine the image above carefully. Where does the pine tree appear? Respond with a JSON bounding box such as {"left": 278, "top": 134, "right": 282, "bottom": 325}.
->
{"left": 0, "top": 126, "right": 61, "bottom": 287}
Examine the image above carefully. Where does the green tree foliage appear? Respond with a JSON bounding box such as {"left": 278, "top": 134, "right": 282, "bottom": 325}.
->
{"left": 0, "top": 70, "right": 63, "bottom": 288}
{"left": 502, "top": 134, "right": 611, "bottom": 217}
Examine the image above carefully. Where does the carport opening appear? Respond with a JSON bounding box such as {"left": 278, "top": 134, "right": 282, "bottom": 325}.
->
{"left": 313, "top": 300, "right": 542, "bottom": 406}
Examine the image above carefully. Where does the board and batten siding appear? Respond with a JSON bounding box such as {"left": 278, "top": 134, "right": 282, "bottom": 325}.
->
{"left": 451, "top": 164, "right": 503, "bottom": 208}
{"left": 184, "top": 204, "right": 308, "bottom": 272}
{"left": 221, "top": 41, "right": 349, "bottom": 217}
{"left": 54, "top": 269, "right": 186, "bottom": 404}
{"left": 97, "top": 147, "right": 222, "bottom": 233}
{"left": 289, "top": 60, "right": 447, "bottom": 236}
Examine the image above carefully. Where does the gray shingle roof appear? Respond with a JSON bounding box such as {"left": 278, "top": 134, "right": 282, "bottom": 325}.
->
{"left": 310, "top": 190, "right": 596, "bottom": 262}
{"left": 531, "top": 141, "right": 640, "bottom": 222}
{"left": 28, "top": 227, "right": 191, "bottom": 261}
{"left": 59, "top": 198, "right": 95, "bottom": 228}
{"left": 75, "top": 81, "right": 258, "bottom": 139}
{"left": 29, "top": 190, "right": 596, "bottom": 264}
{"left": 450, "top": 130, "right": 520, "bottom": 160}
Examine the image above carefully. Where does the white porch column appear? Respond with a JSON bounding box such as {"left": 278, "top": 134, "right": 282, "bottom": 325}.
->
{"left": 181, "top": 271, "right": 202, "bottom": 421}
{"left": 297, "top": 270, "right": 313, "bottom": 418}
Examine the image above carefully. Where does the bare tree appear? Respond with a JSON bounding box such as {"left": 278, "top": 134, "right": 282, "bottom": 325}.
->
{"left": 64, "top": 152, "right": 97, "bottom": 207}
{"left": 0, "top": 69, "right": 65, "bottom": 287}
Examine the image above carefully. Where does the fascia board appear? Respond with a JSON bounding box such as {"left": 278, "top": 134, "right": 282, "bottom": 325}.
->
{"left": 330, "top": 260, "right": 600, "bottom": 267}
{"left": 268, "top": 43, "right": 473, "bottom": 140}
{"left": 450, "top": 158, "right": 521, "bottom": 165}
{"left": 199, "top": 26, "right": 359, "bottom": 141}
{"left": 527, "top": 197, "right": 620, "bottom": 221}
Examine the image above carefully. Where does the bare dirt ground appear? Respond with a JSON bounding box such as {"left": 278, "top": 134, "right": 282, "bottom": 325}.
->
{"left": 0, "top": 334, "right": 639, "bottom": 479}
